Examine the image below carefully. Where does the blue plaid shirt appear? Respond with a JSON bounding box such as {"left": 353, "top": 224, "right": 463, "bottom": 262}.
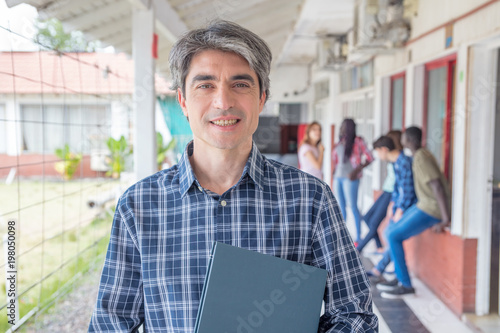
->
{"left": 391, "top": 152, "right": 417, "bottom": 213}
{"left": 89, "top": 142, "right": 378, "bottom": 332}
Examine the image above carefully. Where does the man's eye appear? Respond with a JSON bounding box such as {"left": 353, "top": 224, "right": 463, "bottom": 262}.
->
{"left": 198, "top": 84, "right": 212, "bottom": 89}
{"left": 235, "top": 83, "right": 250, "bottom": 88}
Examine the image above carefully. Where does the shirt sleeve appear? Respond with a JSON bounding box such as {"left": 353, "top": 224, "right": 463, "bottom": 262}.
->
{"left": 393, "top": 156, "right": 416, "bottom": 212}
{"left": 312, "top": 186, "right": 378, "bottom": 332}
{"left": 414, "top": 151, "right": 442, "bottom": 185}
{"left": 358, "top": 137, "right": 374, "bottom": 164}
{"left": 391, "top": 174, "right": 399, "bottom": 212}
{"left": 88, "top": 195, "right": 144, "bottom": 332}
{"left": 299, "top": 144, "right": 311, "bottom": 159}
{"left": 332, "top": 145, "right": 338, "bottom": 167}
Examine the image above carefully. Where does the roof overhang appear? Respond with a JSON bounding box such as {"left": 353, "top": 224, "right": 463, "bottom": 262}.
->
{"left": 7, "top": 0, "right": 354, "bottom": 81}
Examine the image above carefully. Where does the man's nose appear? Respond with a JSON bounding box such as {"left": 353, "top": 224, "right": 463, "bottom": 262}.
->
{"left": 212, "top": 86, "right": 234, "bottom": 110}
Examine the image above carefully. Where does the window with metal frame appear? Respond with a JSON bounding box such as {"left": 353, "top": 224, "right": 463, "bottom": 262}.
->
{"left": 423, "top": 54, "right": 456, "bottom": 180}
{"left": 390, "top": 72, "right": 405, "bottom": 131}
{"left": 20, "top": 104, "right": 110, "bottom": 154}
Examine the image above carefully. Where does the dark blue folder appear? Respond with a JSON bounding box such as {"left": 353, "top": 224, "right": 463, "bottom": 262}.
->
{"left": 194, "top": 242, "right": 328, "bottom": 333}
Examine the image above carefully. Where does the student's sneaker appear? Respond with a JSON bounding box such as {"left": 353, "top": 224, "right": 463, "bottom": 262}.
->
{"left": 368, "top": 274, "right": 385, "bottom": 284}
{"left": 380, "top": 285, "right": 416, "bottom": 299}
{"left": 376, "top": 278, "right": 399, "bottom": 291}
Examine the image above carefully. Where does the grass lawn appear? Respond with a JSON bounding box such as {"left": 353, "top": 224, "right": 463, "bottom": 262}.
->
{"left": 0, "top": 179, "right": 123, "bottom": 331}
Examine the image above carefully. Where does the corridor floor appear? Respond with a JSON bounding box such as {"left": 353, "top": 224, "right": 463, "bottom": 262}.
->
{"left": 362, "top": 252, "right": 473, "bottom": 333}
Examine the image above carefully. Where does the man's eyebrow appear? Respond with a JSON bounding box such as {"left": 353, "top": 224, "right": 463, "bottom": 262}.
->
{"left": 231, "top": 74, "right": 256, "bottom": 85}
{"left": 190, "top": 73, "right": 256, "bottom": 85}
{"left": 190, "top": 74, "right": 217, "bottom": 84}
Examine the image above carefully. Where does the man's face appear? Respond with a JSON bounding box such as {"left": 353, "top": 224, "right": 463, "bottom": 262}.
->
{"left": 374, "top": 147, "right": 388, "bottom": 161}
{"left": 401, "top": 132, "right": 409, "bottom": 149}
{"left": 309, "top": 124, "right": 321, "bottom": 144}
{"left": 178, "top": 49, "right": 266, "bottom": 152}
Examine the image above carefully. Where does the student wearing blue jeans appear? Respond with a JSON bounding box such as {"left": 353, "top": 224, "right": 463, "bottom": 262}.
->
{"left": 334, "top": 177, "right": 362, "bottom": 238}
{"left": 364, "top": 136, "right": 417, "bottom": 279}
{"left": 356, "top": 188, "right": 392, "bottom": 253}
{"left": 377, "top": 127, "right": 451, "bottom": 298}
{"left": 357, "top": 130, "right": 403, "bottom": 254}
{"left": 332, "top": 119, "right": 374, "bottom": 243}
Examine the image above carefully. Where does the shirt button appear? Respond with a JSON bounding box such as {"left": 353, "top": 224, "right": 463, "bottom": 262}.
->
{"left": 198, "top": 186, "right": 203, "bottom": 192}
{"left": 221, "top": 200, "right": 227, "bottom": 207}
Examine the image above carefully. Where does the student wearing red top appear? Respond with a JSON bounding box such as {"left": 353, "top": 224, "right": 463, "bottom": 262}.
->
{"left": 332, "top": 118, "right": 374, "bottom": 243}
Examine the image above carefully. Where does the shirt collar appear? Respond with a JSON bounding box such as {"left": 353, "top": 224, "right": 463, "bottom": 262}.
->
{"left": 178, "top": 141, "right": 265, "bottom": 197}
{"left": 243, "top": 142, "right": 265, "bottom": 191}
{"left": 178, "top": 141, "right": 197, "bottom": 197}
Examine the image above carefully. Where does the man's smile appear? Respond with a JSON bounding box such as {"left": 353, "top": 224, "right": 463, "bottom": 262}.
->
{"left": 211, "top": 119, "right": 240, "bottom": 126}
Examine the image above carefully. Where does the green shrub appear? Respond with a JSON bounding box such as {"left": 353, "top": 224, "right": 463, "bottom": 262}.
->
{"left": 54, "top": 145, "right": 82, "bottom": 180}
{"left": 105, "top": 136, "right": 131, "bottom": 178}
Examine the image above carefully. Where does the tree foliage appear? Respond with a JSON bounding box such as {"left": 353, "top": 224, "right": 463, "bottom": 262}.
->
{"left": 35, "top": 18, "right": 98, "bottom": 52}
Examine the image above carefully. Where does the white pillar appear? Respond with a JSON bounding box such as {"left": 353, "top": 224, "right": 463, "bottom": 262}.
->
{"left": 372, "top": 74, "right": 385, "bottom": 191}
{"left": 132, "top": 6, "right": 157, "bottom": 181}
{"left": 412, "top": 65, "right": 425, "bottom": 127}
{"left": 466, "top": 45, "right": 497, "bottom": 316}
{"left": 111, "top": 100, "right": 130, "bottom": 140}
{"left": 5, "top": 99, "right": 21, "bottom": 156}
{"left": 324, "top": 72, "right": 341, "bottom": 188}
{"left": 404, "top": 63, "right": 414, "bottom": 128}
{"left": 450, "top": 44, "right": 469, "bottom": 237}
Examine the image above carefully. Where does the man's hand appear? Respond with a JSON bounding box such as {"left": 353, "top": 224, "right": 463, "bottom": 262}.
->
{"left": 348, "top": 166, "right": 361, "bottom": 180}
{"left": 432, "top": 220, "right": 450, "bottom": 233}
{"left": 386, "top": 202, "right": 394, "bottom": 220}
{"left": 429, "top": 179, "right": 451, "bottom": 234}
{"left": 392, "top": 208, "right": 403, "bottom": 222}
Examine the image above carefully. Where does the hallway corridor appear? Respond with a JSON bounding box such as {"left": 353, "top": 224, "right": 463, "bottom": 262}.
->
{"left": 362, "top": 253, "right": 473, "bottom": 332}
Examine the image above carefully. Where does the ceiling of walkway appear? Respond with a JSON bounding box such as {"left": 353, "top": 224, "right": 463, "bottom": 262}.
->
{"left": 6, "top": 0, "right": 354, "bottom": 77}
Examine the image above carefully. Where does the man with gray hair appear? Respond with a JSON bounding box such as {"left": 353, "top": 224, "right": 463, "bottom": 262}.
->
{"left": 89, "top": 20, "right": 377, "bottom": 332}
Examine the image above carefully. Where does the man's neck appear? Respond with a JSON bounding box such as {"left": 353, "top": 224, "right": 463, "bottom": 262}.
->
{"left": 410, "top": 144, "right": 421, "bottom": 155}
{"left": 189, "top": 140, "right": 252, "bottom": 195}
{"left": 387, "top": 150, "right": 401, "bottom": 163}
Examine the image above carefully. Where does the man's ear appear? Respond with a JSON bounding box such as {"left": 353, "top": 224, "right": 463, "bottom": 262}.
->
{"left": 177, "top": 88, "right": 188, "bottom": 118}
{"left": 258, "top": 91, "right": 266, "bottom": 114}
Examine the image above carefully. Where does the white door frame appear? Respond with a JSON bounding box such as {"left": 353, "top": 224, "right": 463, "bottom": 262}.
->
{"left": 467, "top": 42, "right": 499, "bottom": 316}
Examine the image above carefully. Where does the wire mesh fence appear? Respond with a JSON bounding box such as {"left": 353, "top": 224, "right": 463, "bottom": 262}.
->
{"left": 0, "top": 18, "right": 136, "bottom": 332}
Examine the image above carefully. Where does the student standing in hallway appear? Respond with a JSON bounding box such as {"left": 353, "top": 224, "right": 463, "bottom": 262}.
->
{"left": 298, "top": 121, "right": 324, "bottom": 180}
{"left": 332, "top": 118, "right": 374, "bottom": 244}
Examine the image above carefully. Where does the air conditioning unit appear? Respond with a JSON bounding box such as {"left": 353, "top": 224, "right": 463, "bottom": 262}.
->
{"left": 348, "top": 0, "right": 411, "bottom": 62}
{"left": 317, "top": 34, "right": 349, "bottom": 71}
{"left": 372, "top": 0, "right": 411, "bottom": 47}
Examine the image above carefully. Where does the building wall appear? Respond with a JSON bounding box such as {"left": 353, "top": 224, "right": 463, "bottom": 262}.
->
{"left": 0, "top": 153, "right": 102, "bottom": 179}
{"left": 405, "top": 231, "right": 478, "bottom": 315}
{"left": 0, "top": 94, "right": 131, "bottom": 179}
{"left": 269, "top": 65, "right": 313, "bottom": 104}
